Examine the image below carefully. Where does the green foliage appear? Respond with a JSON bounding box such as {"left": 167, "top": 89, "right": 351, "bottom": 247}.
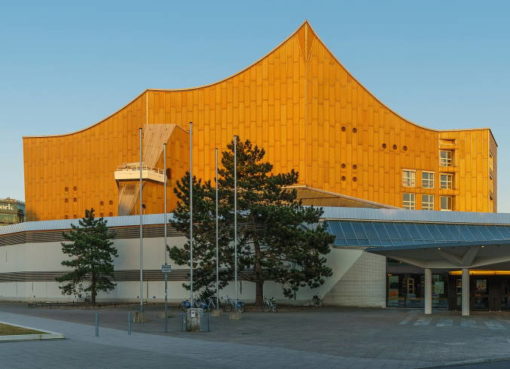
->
{"left": 169, "top": 176, "right": 234, "bottom": 300}
{"left": 169, "top": 138, "right": 334, "bottom": 304}
{"left": 56, "top": 209, "right": 118, "bottom": 304}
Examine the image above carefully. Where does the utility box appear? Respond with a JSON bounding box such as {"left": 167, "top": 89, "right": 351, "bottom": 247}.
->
{"left": 186, "top": 308, "right": 203, "bottom": 332}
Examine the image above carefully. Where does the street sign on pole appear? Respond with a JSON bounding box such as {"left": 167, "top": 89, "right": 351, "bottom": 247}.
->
{"left": 161, "top": 263, "right": 171, "bottom": 332}
{"left": 161, "top": 264, "right": 172, "bottom": 274}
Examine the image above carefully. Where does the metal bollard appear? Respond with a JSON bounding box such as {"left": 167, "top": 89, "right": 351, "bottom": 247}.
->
{"left": 164, "top": 311, "right": 168, "bottom": 333}
{"left": 95, "top": 312, "right": 99, "bottom": 337}
{"left": 128, "top": 312, "right": 132, "bottom": 335}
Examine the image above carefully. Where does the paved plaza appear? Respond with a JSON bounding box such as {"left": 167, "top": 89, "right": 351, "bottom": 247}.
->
{"left": 2, "top": 304, "right": 510, "bottom": 368}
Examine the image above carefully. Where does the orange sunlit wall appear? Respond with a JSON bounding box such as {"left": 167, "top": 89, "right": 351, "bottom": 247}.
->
{"left": 23, "top": 22, "right": 497, "bottom": 221}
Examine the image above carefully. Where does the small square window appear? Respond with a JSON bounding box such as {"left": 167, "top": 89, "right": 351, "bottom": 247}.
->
{"left": 422, "top": 172, "right": 434, "bottom": 189}
{"left": 440, "top": 196, "right": 453, "bottom": 211}
{"left": 440, "top": 174, "right": 453, "bottom": 189}
{"left": 402, "top": 193, "right": 416, "bottom": 210}
{"left": 439, "top": 150, "right": 454, "bottom": 166}
{"left": 421, "top": 194, "right": 434, "bottom": 210}
{"left": 402, "top": 170, "right": 416, "bottom": 187}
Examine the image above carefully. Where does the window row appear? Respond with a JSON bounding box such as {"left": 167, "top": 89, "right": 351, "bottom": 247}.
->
{"left": 402, "top": 170, "right": 454, "bottom": 189}
{"left": 402, "top": 194, "right": 454, "bottom": 211}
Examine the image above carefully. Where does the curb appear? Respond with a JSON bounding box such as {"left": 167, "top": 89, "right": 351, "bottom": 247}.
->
{"left": 0, "top": 320, "right": 64, "bottom": 343}
{"left": 417, "top": 356, "right": 510, "bottom": 368}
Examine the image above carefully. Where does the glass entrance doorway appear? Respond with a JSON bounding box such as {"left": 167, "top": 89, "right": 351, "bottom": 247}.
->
{"left": 449, "top": 274, "right": 510, "bottom": 311}
{"left": 387, "top": 273, "right": 448, "bottom": 308}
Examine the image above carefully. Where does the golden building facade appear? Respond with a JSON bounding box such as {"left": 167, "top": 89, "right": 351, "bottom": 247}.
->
{"left": 23, "top": 22, "right": 497, "bottom": 221}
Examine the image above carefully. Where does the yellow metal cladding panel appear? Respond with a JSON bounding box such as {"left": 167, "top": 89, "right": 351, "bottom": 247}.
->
{"left": 23, "top": 22, "right": 497, "bottom": 220}
{"left": 23, "top": 94, "right": 147, "bottom": 220}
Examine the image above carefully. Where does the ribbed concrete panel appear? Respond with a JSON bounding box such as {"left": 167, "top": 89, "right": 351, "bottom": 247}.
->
{"left": 323, "top": 251, "right": 386, "bottom": 307}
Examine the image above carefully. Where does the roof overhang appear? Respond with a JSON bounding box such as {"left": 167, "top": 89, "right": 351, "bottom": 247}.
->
{"left": 368, "top": 240, "right": 510, "bottom": 269}
{"left": 287, "top": 185, "right": 397, "bottom": 209}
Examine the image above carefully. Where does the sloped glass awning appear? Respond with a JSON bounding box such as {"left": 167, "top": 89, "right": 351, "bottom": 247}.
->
{"left": 325, "top": 221, "right": 510, "bottom": 248}
{"left": 324, "top": 219, "right": 510, "bottom": 269}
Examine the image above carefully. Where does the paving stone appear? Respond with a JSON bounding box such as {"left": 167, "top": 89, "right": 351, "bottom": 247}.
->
{"left": 2, "top": 304, "right": 510, "bottom": 368}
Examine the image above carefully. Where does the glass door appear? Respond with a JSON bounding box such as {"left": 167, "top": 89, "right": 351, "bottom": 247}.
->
{"left": 473, "top": 278, "right": 489, "bottom": 310}
{"left": 500, "top": 277, "right": 510, "bottom": 311}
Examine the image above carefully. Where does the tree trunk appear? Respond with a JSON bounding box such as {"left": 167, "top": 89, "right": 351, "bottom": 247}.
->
{"left": 91, "top": 273, "right": 96, "bottom": 305}
{"left": 256, "top": 280, "right": 264, "bottom": 306}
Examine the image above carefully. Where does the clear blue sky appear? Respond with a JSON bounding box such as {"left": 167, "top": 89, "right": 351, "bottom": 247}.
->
{"left": 1, "top": 0, "right": 509, "bottom": 211}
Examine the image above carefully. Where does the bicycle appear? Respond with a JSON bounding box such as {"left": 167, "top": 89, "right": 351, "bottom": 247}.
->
{"left": 221, "top": 296, "right": 245, "bottom": 313}
{"left": 264, "top": 297, "right": 277, "bottom": 313}
{"left": 311, "top": 295, "right": 322, "bottom": 307}
{"left": 180, "top": 299, "right": 192, "bottom": 311}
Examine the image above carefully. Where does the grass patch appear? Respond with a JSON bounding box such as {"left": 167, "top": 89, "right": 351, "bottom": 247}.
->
{"left": 0, "top": 323, "right": 45, "bottom": 336}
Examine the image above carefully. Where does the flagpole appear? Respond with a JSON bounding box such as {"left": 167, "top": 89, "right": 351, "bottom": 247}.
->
{"left": 163, "top": 143, "right": 168, "bottom": 264}
{"left": 139, "top": 127, "right": 144, "bottom": 314}
{"left": 215, "top": 147, "right": 219, "bottom": 308}
{"left": 189, "top": 122, "right": 194, "bottom": 306}
{"left": 233, "top": 135, "right": 238, "bottom": 305}
{"left": 163, "top": 142, "right": 168, "bottom": 321}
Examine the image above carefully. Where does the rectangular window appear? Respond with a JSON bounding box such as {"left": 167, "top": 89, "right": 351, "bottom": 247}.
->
{"left": 440, "top": 174, "right": 453, "bottom": 189}
{"left": 440, "top": 196, "right": 453, "bottom": 211}
{"left": 402, "top": 193, "right": 416, "bottom": 210}
{"left": 422, "top": 171, "right": 434, "bottom": 189}
{"left": 402, "top": 170, "right": 416, "bottom": 187}
{"left": 421, "top": 194, "right": 434, "bottom": 210}
{"left": 439, "top": 150, "right": 454, "bottom": 166}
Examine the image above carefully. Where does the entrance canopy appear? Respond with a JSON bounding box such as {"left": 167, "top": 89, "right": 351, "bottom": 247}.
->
{"left": 367, "top": 240, "right": 510, "bottom": 269}
{"left": 322, "top": 208, "right": 510, "bottom": 270}
{"left": 321, "top": 208, "right": 510, "bottom": 316}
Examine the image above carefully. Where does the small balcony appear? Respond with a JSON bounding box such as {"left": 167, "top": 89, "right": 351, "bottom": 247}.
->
{"left": 114, "top": 163, "right": 165, "bottom": 183}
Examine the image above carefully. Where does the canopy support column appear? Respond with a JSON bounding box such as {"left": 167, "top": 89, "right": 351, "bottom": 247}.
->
{"left": 424, "top": 268, "right": 432, "bottom": 315}
{"left": 462, "top": 268, "right": 470, "bottom": 316}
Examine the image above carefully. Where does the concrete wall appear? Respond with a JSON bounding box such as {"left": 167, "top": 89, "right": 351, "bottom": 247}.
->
{"left": 0, "top": 234, "right": 386, "bottom": 307}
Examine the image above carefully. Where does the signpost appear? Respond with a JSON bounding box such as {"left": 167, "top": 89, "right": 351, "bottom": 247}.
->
{"left": 161, "top": 264, "right": 172, "bottom": 274}
{"left": 161, "top": 263, "right": 172, "bottom": 332}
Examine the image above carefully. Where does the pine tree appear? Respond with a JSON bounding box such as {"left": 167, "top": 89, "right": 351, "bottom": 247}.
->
{"left": 168, "top": 176, "right": 234, "bottom": 299}
{"left": 169, "top": 138, "right": 334, "bottom": 305}
{"left": 56, "top": 209, "right": 118, "bottom": 304}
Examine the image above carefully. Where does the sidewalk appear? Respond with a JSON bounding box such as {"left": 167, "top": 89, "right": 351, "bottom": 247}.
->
{"left": 2, "top": 304, "right": 510, "bottom": 368}
{"left": 0, "top": 309, "right": 429, "bottom": 369}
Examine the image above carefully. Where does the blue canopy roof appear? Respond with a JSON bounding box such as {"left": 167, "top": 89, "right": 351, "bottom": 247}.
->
{"left": 325, "top": 220, "right": 510, "bottom": 248}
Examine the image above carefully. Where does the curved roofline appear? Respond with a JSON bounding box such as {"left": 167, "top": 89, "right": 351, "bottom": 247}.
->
{"left": 24, "top": 21, "right": 492, "bottom": 139}
{"left": 23, "top": 90, "right": 149, "bottom": 139}
{"left": 302, "top": 24, "right": 442, "bottom": 133}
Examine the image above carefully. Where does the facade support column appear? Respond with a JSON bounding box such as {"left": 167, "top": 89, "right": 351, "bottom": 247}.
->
{"left": 462, "top": 268, "right": 470, "bottom": 317}
{"left": 424, "top": 268, "right": 432, "bottom": 315}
